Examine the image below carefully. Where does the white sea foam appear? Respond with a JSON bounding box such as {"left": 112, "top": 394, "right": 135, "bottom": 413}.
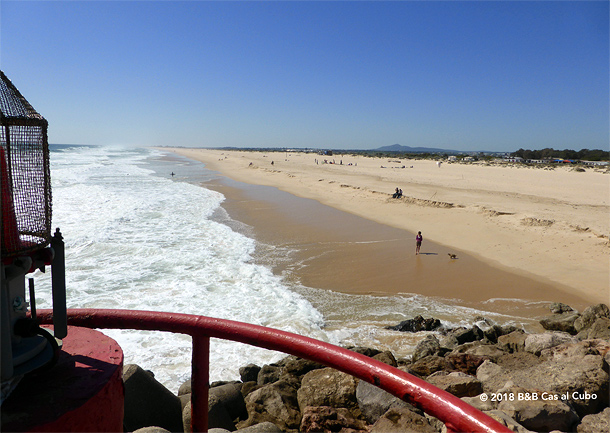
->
{"left": 34, "top": 145, "right": 327, "bottom": 391}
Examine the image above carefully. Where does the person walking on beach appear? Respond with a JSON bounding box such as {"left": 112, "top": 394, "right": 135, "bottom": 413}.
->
{"left": 415, "top": 231, "right": 423, "bottom": 255}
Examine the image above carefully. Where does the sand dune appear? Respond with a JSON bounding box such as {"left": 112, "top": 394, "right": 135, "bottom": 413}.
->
{"left": 165, "top": 148, "right": 609, "bottom": 305}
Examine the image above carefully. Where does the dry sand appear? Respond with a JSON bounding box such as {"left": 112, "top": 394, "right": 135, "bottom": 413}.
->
{"left": 164, "top": 148, "right": 609, "bottom": 307}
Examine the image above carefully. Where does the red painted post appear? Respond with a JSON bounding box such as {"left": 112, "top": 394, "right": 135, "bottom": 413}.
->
{"left": 191, "top": 335, "right": 209, "bottom": 433}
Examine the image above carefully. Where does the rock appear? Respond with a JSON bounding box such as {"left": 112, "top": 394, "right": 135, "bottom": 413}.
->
{"left": 408, "top": 355, "right": 452, "bottom": 377}
{"left": 347, "top": 347, "right": 383, "bottom": 359}
{"left": 386, "top": 315, "right": 441, "bottom": 333}
{"left": 356, "top": 379, "right": 419, "bottom": 424}
{"left": 495, "top": 351, "right": 541, "bottom": 371}
{"left": 461, "top": 395, "right": 496, "bottom": 412}
{"left": 132, "top": 428, "right": 171, "bottom": 433}
{"left": 539, "top": 338, "right": 610, "bottom": 362}
{"left": 450, "top": 340, "right": 498, "bottom": 355}
{"left": 500, "top": 324, "right": 518, "bottom": 335}
{"left": 577, "top": 407, "right": 610, "bottom": 433}
{"left": 550, "top": 302, "right": 574, "bottom": 314}
{"left": 208, "top": 429, "right": 231, "bottom": 433}
{"left": 183, "top": 395, "right": 236, "bottom": 433}
{"left": 239, "top": 364, "right": 261, "bottom": 383}
{"left": 473, "top": 316, "right": 495, "bottom": 330}
{"left": 425, "top": 371, "right": 483, "bottom": 398}
{"left": 524, "top": 332, "right": 577, "bottom": 355}
{"left": 207, "top": 394, "right": 235, "bottom": 432}
{"left": 453, "top": 326, "right": 485, "bottom": 345}
{"left": 123, "top": 364, "right": 184, "bottom": 433}
{"left": 446, "top": 352, "right": 490, "bottom": 375}
{"left": 412, "top": 335, "right": 442, "bottom": 362}
{"left": 476, "top": 360, "right": 509, "bottom": 392}
{"left": 483, "top": 325, "right": 505, "bottom": 344}
{"left": 483, "top": 409, "right": 534, "bottom": 433}
{"left": 578, "top": 317, "right": 610, "bottom": 340}
{"left": 240, "top": 381, "right": 260, "bottom": 398}
{"left": 539, "top": 312, "right": 581, "bottom": 335}
{"left": 439, "top": 327, "right": 484, "bottom": 350}
{"left": 299, "top": 406, "right": 368, "bottom": 433}
{"left": 257, "top": 364, "right": 282, "bottom": 385}
{"left": 476, "top": 349, "right": 609, "bottom": 417}
{"left": 209, "top": 382, "right": 247, "bottom": 422}
{"left": 497, "top": 330, "right": 527, "bottom": 353}
{"left": 476, "top": 352, "right": 540, "bottom": 392}
{"left": 179, "top": 393, "right": 191, "bottom": 411}
{"left": 574, "top": 304, "right": 610, "bottom": 332}
{"left": 372, "top": 351, "right": 398, "bottom": 367}
{"left": 281, "top": 357, "right": 325, "bottom": 378}
{"left": 370, "top": 407, "right": 437, "bottom": 433}
{"left": 237, "top": 421, "right": 283, "bottom": 433}
{"left": 347, "top": 346, "right": 382, "bottom": 357}
{"left": 423, "top": 414, "right": 445, "bottom": 433}
{"left": 238, "top": 379, "right": 301, "bottom": 432}
{"left": 297, "top": 367, "right": 359, "bottom": 412}
{"left": 438, "top": 333, "right": 460, "bottom": 351}
{"left": 497, "top": 387, "right": 579, "bottom": 432}
{"left": 178, "top": 379, "right": 192, "bottom": 396}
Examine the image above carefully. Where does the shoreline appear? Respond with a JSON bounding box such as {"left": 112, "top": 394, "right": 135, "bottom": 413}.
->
{"left": 161, "top": 148, "right": 609, "bottom": 307}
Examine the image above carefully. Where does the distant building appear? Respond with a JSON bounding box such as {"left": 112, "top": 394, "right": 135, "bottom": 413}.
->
{"left": 581, "top": 160, "right": 609, "bottom": 166}
{"left": 504, "top": 156, "right": 524, "bottom": 163}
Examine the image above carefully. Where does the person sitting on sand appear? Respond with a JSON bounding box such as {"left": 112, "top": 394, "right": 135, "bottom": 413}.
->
{"left": 416, "top": 231, "right": 423, "bottom": 255}
{"left": 393, "top": 187, "right": 400, "bottom": 198}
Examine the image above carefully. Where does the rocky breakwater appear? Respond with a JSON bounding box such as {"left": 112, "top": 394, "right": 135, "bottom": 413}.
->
{"left": 123, "top": 303, "right": 609, "bottom": 433}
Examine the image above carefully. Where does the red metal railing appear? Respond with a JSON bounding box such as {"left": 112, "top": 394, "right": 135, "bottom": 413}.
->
{"left": 38, "top": 309, "right": 511, "bottom": 433}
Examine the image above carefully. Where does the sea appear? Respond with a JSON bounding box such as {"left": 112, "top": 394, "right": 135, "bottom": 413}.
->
{"left": 32, "top": 145, "right": 541, "bottom": 392}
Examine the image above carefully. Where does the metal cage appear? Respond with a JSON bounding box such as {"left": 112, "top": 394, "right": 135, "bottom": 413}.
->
{"left": 0, "top": 71, "right": 52, "bottom": 258}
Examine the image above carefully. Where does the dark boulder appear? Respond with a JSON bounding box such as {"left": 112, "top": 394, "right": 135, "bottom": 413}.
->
{"left": 540, "top": 312, "right": 581, "bottom": 334}
{"left": 575, "top": 304, "right": 610, "bottom": 333}
{"left": 239, "top": 364, "right": 261, "bottom": 383}
{"left": 408, "top": 355, "right": 452, "bottom": 377}
{"left": 386, "top": 315, "right": 441, "bottom": 333}
{"left": 123, "top": 364, "right": 183, "bottom": 433}
{"left": 549, "top": 302, "right": 575, "bottom": 314}
{"left": 412, "top": 335, "right": 442, "bottom": 362}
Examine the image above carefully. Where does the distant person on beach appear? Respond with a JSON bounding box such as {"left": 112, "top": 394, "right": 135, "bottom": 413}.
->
{"left": 393, "top": 187, "right": 402, "bottom": 198}
{"left": 415, "top": 231, "right": 423, "bottom": 255}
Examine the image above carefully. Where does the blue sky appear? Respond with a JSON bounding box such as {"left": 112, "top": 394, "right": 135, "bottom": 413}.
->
{"left": 1, "top": 1, "right": 608, "bottom": 151}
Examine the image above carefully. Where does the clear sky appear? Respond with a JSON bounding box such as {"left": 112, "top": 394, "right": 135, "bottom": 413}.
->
{"left": 1, "top": 1, "right": 608, "bottom": 152}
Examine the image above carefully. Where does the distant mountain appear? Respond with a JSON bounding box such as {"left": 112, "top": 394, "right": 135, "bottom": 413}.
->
{"left": 374, "top": 144, "right": 459, "bottom": 154}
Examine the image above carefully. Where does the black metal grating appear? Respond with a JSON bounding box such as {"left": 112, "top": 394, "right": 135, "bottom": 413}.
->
{"left": 1, "top": 70, "right": 52, "bottom": 258}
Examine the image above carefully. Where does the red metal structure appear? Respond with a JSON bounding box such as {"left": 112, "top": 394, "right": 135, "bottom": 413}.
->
{"left": 39, "top": 308, "right": 510, "bottom": 433}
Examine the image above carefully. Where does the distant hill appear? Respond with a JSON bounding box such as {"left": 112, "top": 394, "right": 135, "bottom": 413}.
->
{"left": 373, "top": 144, "right": 459, "bottom": 154}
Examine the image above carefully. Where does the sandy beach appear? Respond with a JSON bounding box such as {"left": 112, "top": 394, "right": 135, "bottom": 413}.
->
{"left": 164, "top": 148, "right": 609, "bottom": 308}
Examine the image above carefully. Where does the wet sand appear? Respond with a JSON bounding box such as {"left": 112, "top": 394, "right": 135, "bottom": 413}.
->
{"left": 204, "top": 176, "right": 592, "bottom": 319}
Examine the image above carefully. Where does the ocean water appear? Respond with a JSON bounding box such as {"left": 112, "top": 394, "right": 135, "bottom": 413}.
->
{"left": 32, "top": 145, "right": 541, "bottom": 392}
